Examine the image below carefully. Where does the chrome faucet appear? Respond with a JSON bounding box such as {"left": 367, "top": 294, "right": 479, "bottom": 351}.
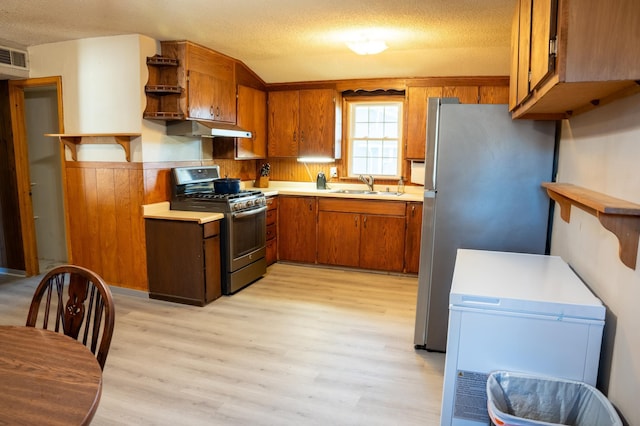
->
{"left": 359, "top": 174, "right": 375, "bottom": 191}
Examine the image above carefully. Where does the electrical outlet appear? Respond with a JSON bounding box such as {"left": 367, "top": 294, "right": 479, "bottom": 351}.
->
{"left": 330, "top": 167, "right": 338, "bottom": 178}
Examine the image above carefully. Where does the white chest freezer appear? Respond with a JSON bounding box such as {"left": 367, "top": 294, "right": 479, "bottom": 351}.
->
{"left": 440, "top": 249, "right": 605, "bottom": 426}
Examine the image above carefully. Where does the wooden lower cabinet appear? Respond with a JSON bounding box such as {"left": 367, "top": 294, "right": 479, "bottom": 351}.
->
{"left": 404, "top": 202, "right": 423, "bottom": 274}
{"left": 265, "top": 195, "right": 278, "bottom": 265}
{"left": 317, "top": 198, "right": 406, "bottom": 273}
{"left": 278, "top": 196, "right": 317, "bottom": 263}
{"left": 317, "top": 211, "right": 360, "bottom": 267}
{"left": 145, "top": 219, "right": 222, "bottom": 306}
{"left": 359, "top": 214, "right": 406, "bottom": 272}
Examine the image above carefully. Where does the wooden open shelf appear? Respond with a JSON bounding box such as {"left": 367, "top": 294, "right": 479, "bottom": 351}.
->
{"left": 45, "top": 133, "right": 141, "bottom": 162}
{"left": 542, "top": 182, "right": 640, "bottom": 270}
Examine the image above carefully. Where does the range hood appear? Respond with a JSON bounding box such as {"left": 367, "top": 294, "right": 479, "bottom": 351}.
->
{"left": 166, "top": 120, "right": 252, "bottom": 139}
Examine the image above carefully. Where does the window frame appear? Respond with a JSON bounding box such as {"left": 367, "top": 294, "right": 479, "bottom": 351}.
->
{"left": 343, "top": 96, "right": 405, "bottom": 180}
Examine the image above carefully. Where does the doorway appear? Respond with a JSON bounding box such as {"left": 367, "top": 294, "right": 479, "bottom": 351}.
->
{"left": 24, "top": 86, "right": 67, "bottom": 271}
{"left": 7, "top": 77, "right": 67, "bottom": 276}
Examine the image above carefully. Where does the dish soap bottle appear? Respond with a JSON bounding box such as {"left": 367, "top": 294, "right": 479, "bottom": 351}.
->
{"left": 397, "top": 177, "right": 405, "bottom": 194}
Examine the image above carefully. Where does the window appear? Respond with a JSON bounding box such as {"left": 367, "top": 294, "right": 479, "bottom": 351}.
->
{"left": 347, "top": 100, "right": 403, "bottom": 178}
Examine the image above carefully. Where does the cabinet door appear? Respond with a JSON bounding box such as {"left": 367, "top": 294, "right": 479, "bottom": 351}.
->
{"left": 404, "top": 202, "right": 423, "bottom": 274}
{"left": 210, "top": 74, "right": 236, "bottom": 123}
{"left": 317, "top": 211, "right": 360, "bottom": 267}
{"left": 443, "top": 86, "right": 479, "bottom": 104}
{"left": 236, "top": 85, "right": 267, "bottom": 159}
{"left": 203, "top": 234, "right": 222, "bottom": 302}
{"left": 299, "top": 89, "right": 336, "bottom": 158}
{"left": 529, "top": 0, "right": 557, "bottom": 91}
{"left": 479, "top": 86, "right": 510, "bottom": 104}
{"left": 405, "top": 86, "right": 443, "bottom": 160}
{"left": 513, "top": 0, "right": 533, "bottom": 107}
{"left": 360, "top": 214, "right": 406, "bottom": 272}
{"left": 278, "top": 196, "right": 316, "bottom": 263}
{"left": 187, "top": 70, "right": 216, "bottom": 120}
{"left": 268, "top": 90, "right": 300, "bottom": 157}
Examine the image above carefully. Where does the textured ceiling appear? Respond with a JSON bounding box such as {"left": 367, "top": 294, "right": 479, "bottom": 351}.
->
{"left": 0, "top": 0, "right": 515, "bottom": 83}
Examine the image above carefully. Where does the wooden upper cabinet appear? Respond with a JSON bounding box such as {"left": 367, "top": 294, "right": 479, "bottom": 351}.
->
{"left": 268, "top": 90, "right": 299, "bottom": 157}
{"left": 510, "top": 0, "right": 640, "bottom": 119}
{"left": 299, "top": 89, "right": 337, "bottom": 158}
{"left": 443, "top": 86, "right": 479, "bottom": 104}
{"left": 268, "top": 88, "right": 340, "bottom": 158}
{"left": 479, "top": 86, "right": 510, "bottom": 104}
{"left": 161, "top": 40, "right": 237, "bottom": 123}
{"left": 236, "top": 85, "right": 267, "bottom": 159}
{"left": 406, "top": 86, "right": 442, "bottom": 160}
{"left": 405, "top": 83, "right": 507, "bottom": 160}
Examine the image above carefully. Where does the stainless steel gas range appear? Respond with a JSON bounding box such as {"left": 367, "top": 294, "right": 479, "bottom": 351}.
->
{"left": 170, "top": 166, "right": 267, "bottom": 295}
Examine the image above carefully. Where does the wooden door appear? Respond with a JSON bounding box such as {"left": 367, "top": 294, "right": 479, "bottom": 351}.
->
{"left": 317, "top": 211, "right": 360, "bottom": 267}
{"left": 405, "top": 86, "right": 443, "bottom": 160}
{"left": 479, "top": 86, "right": 510, "bottom": 104}
{"left": 298, "top": 89, "right": 335, "bottom": 158}
{"left": 516, "top": 0, "right": 533, "bottom": 106}
{"left": 268, "top": 90, "right": 299, "bottom": 157}
{"left": 278, "top": 196, "right": 316, "bottom": 263}
{"left": 404, "top": 202, "right": 423, "bottom": 273}
{"left": 236, "top": 85, "right": 267, "bottom": 159}
{"left": 207, "top": 53, "right": 236, "bottom": 123}
{"left": 187, "top": 70, "right": 216, "bottom": 120}
{"left": 443, "top": 86, "right": 479, "bottom": 104}
{"left": 359, "top": 214, "right": 406, "bottom": 272}
{"left": 529, "top": 0, "right": 557, "bottom": 91}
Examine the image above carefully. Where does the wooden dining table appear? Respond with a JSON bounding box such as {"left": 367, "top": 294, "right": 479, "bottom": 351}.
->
{"left": 0, "top": 325, "right": 103, "bottom": 425}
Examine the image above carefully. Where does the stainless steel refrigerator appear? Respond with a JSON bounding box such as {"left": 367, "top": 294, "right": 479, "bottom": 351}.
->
{"left": 413, "top": 98, "right": 556, "bottom": 352}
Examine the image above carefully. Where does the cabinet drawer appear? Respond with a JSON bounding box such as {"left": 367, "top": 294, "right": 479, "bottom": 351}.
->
{"left": 266, "top": 223, "right": 277, "bottom": 241}
{"left": 266, "top": 209, "right": 277, "bottom": 226}
{"left": 318, "top": 198, "right": 406, "bottom": 216}
{"left": 203, "top": 220, "right": 220, "bottom": 238}
{"left": 266, "top": 196, "right": 278, "bottom": 210}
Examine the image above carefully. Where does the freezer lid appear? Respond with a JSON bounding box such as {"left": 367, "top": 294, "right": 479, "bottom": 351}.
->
{"left": 449, "top": 249, "right": 605, "bottom": 320}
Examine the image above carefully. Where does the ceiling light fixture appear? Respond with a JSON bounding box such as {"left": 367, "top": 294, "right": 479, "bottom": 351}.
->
{"left": 346, "top": 38, "right": 388, "bottom": 55}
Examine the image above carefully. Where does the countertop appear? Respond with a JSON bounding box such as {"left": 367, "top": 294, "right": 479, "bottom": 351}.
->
{"left": 142, "top": 202, "right": 224, "bottom": 224}
{"left": 252, "top": 181, "right": 423, "bottom": 202}
{"left": 141, "top": 182, "right": 423, "bottom": 223}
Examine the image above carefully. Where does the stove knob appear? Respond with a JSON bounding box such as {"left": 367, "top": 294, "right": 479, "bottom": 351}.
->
{"left": 246, "top": 199, "right": 255, "bottom": 207}
{"left": 235, "top": 202, "right": 246, "bottom": 210}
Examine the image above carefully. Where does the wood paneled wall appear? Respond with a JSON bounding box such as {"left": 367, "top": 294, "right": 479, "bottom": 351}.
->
{"left": 65, "top": 162, "right": 147, "bottom": 289}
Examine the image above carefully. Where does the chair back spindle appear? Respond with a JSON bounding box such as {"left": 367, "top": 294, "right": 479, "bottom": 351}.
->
{"left": 26, "top": 265, "right": 115, "bottom": 370}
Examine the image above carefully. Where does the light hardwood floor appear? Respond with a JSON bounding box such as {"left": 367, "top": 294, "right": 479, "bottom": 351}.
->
{"left": 0, "top": 263, "right": 445, "bottom": 425}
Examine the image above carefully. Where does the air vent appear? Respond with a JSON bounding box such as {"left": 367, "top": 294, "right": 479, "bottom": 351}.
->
{"left": 0, "top": 46, "right": 29, "bottom": 69}
{"left": 0, "top": 46, "right": 29, "bottom": 79}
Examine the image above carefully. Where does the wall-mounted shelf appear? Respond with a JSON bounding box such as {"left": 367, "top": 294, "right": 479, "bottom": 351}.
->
{"left": 143, "top": 55, "right": 184, "bottom": 120}
{"left": 45, "top": 133, "right": 141, "bottom": 162}
{"left": 542, "top": 182, "right": 640, "bottom": 270}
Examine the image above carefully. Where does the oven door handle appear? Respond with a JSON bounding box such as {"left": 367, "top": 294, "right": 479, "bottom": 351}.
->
{"left": 232, "top": 206, "right": 267, "bottom": 219}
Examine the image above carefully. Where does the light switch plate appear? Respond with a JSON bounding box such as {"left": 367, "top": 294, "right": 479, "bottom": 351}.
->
{"left": 330, "top": 167, "right": 338, "bottom": 178}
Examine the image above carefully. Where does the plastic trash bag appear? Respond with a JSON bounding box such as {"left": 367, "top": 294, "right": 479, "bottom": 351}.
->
{"left": 486, "top": 371, "right": 622, "bottom": 426}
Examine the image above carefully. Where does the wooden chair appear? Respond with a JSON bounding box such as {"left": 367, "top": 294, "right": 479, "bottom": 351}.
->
{"left": 26, "top": 265, "right": 115, "bottom": 370}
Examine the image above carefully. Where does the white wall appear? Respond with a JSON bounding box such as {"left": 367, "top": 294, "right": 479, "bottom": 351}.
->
{"left": 551, "top": 92, "right": 640, "bottom": 425}
{"left": 28, "top": 34, "right": 203, "bottom": 162}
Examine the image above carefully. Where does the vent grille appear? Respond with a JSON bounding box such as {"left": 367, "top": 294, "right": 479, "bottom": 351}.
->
{"left": 0, "top": 46, "right": 29, "bottom": 69}
{"left": 0, "top": 48, "right": 10, "bottom": 65}
{"left": 11, "top": 50, "right": 27, "bottom": 68}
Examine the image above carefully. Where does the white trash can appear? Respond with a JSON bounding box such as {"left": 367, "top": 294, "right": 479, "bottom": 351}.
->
{"left": 486, "top": 371, "right": 622, "bottom": 426}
